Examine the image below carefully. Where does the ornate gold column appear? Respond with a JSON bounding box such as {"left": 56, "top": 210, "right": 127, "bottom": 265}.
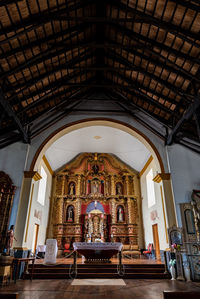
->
{"left": 111, "top": 198, "right": 116, "bottom": 223}
{"left": 61, "top": 175, "right": 65, "bottom": 196}
{"left": 56, "top": 197, "right": 63, "bottom": 224}
{"left": 124, "top": 175, "right": 130, "bottom": 195}
{"left": 76, "top": 174, "right": 81, "bottom": 196}
{"left": 111, "top": 175, "right": 115, "bottom": 196}
{"left": 131, "top": 175, "right": 135, "bottom": 195}
{"left": 76, "top": 198, "right": 81, "bottom": 223}
{"left": 127, "top": 198, "right": 133, "bottom": 223}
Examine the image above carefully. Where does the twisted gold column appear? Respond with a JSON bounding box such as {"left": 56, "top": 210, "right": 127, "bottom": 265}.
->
{"left": 111, "top": 175, "right": 115, "bottom": 196}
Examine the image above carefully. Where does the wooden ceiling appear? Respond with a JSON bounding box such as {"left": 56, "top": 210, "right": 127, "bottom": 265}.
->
{"left": 0, "top": 0, "right": 200, "bottom": 153}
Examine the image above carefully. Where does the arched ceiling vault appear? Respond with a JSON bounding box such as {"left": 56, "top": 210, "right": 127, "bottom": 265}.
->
{"left": 45, "top": 125, "right": 151, "bottom": 172}
{"left": 0, "top": 0, "right": 200, "bottom": 154}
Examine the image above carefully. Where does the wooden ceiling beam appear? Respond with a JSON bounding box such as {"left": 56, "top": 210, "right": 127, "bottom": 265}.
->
{"left": 17, "top": 77, "right": 96, "bottom": 115}
{"left": 115, "top": 101, "right": 166, "bottom": 140}
{"left": 27, "top": 88, "right": 93, "bottom": 127}
{"left": 7, "top": 51, "right": 93, "bottom": 98}
{"left": 106, "top": 51, "right": 192, "bottom": 101}
{"left": 0, "top": 24, "right": 90, "bottom": 58}
{"left": 0, "top": 88, "right": 29, "bottom": 143}
{"left": 109, "top": 23, "right": 200, "bottom": 65}
{"left": 9, "top": 70, "right": 92, "bottom": 107}
{"left": 169, "top": 0, "right": 200, "bottom": 13}
{"left": 105, "top": 47, "right": 198, "bottom": 83}
{"left": 107, "top": 71, "right": 178, "bottom": 110}
{"left": 107, "top": 89, "right": 170, "bottom": 128}
{"left": 0, "top": 0, "right": 23, "bottom": 7}
{"left": 1, "top": 42, "right": 93, "bottom": 81}
{"left": 109, "top": 0, "right": 200, "bottom": 47}
{"left": 0, "top": 0, "right": 93, "bottom": 38}
{"left": 167, "top": 95, "right": 200, "bottom": 145}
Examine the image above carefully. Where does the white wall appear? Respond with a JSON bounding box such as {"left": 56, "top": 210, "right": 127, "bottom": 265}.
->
{"left": 23, "top": 159, "right": 52, "bottom": 250}
{"left": 141, "top": 159, "right": 168, "bottom": 250}
{"left": 0, "top": 142, "right": 28, "bottom": 226}
{"left": 166, "top": 144, "right": 200, "bottom": 226}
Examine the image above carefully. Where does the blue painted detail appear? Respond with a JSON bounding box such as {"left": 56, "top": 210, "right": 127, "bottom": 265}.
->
{"left": 86, "top": 201, "right": 104, "bottom": 213}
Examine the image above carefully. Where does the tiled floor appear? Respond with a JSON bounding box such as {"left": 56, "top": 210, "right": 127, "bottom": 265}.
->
{"left": 1, "top": 278, "right": 200, "bottom": 299}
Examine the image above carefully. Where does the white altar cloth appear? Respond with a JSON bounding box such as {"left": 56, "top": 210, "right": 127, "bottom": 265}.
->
{"left": 43, "top": 239, "right": 58, "bottom": 265}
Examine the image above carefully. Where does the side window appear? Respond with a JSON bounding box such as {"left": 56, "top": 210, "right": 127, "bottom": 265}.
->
{"left": 146, "top": 168, "right": 156, "bottom": 208}
{"left": 37, "top": 166, "right": 47, "bottom": 206}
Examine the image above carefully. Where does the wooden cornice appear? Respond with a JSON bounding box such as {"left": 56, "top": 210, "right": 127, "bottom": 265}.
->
{"left": 24, "top": 171, "right": 42, "bottom": 181}
{"left": 153, "top": 173, "right": 171, "bottom": 183}
{"left": 139, "top": 155, "right": 153, "bottom": 177}
{"left": 43, "top": 155, "right": 54, "bottom": 176}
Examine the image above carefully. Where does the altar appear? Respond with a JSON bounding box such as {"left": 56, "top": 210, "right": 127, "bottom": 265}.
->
{"left": 50, "top": 153, "right": 142, "bottom": 255}
{"left": 73, "top": 242, "right": 123, "bottom": 262}
{"left": 71, "top": 241, "right": 124, "bottom": 277}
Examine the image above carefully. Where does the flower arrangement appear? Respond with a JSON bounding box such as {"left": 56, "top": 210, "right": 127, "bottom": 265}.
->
{"left": 169, "top": 259, "right": 176, "bottom": 267}
{"left": 171, "top": 243, "right": 181, "bottom": 251}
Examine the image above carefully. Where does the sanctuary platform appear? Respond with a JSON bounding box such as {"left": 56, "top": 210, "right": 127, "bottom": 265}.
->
{"left": 25, "top": 257, "right": 168, "bottom": 280}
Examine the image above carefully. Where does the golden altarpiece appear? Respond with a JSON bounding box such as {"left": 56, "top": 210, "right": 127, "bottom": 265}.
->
{"left": 48, "top": 153, "right": 143, "bottom": 251}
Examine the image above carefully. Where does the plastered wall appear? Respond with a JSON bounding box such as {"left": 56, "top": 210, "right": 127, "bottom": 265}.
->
{"left": 140, "top": 159, "right": 169, "bottom": 250}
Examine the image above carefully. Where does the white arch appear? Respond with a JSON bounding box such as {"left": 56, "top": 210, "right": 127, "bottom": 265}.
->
{"left": 30, "top": 119, "right": 165, "bottom": 173}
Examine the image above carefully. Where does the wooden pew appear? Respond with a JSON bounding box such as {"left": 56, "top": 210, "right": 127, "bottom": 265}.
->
{"left": 163, "top": 291, "right": 200, "bottom": 299}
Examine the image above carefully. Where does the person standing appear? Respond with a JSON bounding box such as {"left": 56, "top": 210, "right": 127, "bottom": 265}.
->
{"left": 6, "top": 225, "right": 16, "bottom": 255}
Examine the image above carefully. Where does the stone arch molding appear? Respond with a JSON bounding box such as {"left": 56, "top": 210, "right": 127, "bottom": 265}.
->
{"left": 30, "top": 118, "right": 165, "bottom": 173}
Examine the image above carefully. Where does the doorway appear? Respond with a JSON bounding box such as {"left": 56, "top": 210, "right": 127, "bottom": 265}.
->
{"left": 152, "top": 224, "right": 160, "bottom": 259}
{"left": 32, "top": 224, "right": 39, "bottom": 254}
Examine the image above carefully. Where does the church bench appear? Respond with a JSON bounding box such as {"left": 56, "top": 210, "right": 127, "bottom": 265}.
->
{"left": 0, "top": 293, "right": 18, "bottom": 299}
{"left": 163, "top": 291, "right": 200, "bottom": 299}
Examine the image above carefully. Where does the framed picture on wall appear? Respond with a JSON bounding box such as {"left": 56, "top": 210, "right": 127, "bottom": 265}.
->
{"left": 168, "top": 226, "right": 183, "bottom": 246}
{"left": 184, "top": 209, "right": 196, "bottom": 234}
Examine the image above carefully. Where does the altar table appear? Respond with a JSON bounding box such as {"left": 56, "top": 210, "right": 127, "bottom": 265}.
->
{"left": 73, "top": 242, "right": 123, "bottom": 261}
{"left": 71, "top": 242, "right": 124, "bottom": 277}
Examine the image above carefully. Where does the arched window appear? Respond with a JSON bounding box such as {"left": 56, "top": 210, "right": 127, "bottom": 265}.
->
{"left": 117, "top": 205, "right": 124, "bottom": 222}
{"left": 66, "top": 205, "right": 74, "bottom": 222}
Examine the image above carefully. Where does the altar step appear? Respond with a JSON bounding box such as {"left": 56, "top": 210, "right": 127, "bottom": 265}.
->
{"left": 26, "top": 263, "right": 169, "bottom": 279}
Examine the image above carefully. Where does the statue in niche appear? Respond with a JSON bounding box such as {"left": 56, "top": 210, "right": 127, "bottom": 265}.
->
{"left": 67, "top": 205, "right": 74, "bottom": 222}
{"left": 117, "top": 206, "right": 124, "bottom": 222}
{"left": 191, "top": 190, "right": 200, "bottom": 241}
{"left": 116, "top": 183, "right": 122, "bottom": 195}
{"left": 69, "top": 182, "right": 75, "bottom": 195}
{"left": 92, "top": 164, "right": 99, "bottom": 175}
{"left": 92, "top": 180, "right": 99, "bottom": 194}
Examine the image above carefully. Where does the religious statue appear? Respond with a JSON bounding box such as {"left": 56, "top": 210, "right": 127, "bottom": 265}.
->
{"left": 92, "top": 180, "right": 99, "bottom": 194}
{"left": 67, "top": 206, "right": 74, "bottom": 222}
{"left": 6, "top": 225, "right": 16, "bottom": 255}
{"left": 116, "top": 183, "right": 122, "bottom": 195}
{"left": 69, "top": 183, "right": 75, "bottom": 195}
{"left": 92, "top": 164, "right": 99, "bottom": 174}
{"left": 118, "top": 206, "right": 124, "bottom": 222}
{"left": 191, "top": 190, "right": 200, "bottom": 241}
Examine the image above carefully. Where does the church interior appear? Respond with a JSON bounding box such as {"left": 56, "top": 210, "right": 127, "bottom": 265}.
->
{"left": 0, "top": 0, "right": 200, "bottom": 298}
